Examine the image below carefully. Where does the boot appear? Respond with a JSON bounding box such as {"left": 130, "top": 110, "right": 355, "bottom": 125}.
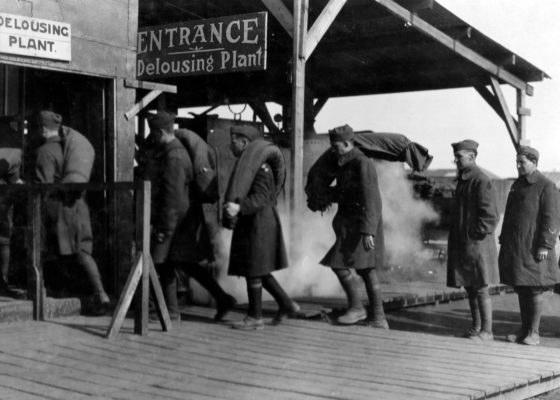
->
{"left": 262, "top": 274, "right": 303, "bottom": 325}
{"left": 358, "top": 268, "right": 388, "bottom": 329}
{"left": 335, "top": 269, "right": 366, "bottom": 325}
{"left": 180, "top": 263, "right": 237, "bottom": 321}
{"left": 232, "top": 278, "right": 264, "bottom": 330}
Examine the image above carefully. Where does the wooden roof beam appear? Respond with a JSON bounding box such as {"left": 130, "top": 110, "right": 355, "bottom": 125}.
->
{"left": 489, "top": 76, "right": 520, "bottom": 149}
{"left": 305, "top": 0, "right": 348, "bottom": 59}
{"left": 373, "top": 0, "right": 534, "bottom": 96}
{"left": 261, "top": 0, "right": 294, "bottom": 37}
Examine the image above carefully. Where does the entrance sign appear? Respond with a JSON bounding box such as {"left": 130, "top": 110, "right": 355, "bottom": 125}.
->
{"left": 0, "top": 13, "right": 71, "bottom": 62}
{"left": 137, "top": 12, "right": 267, "bottom": 79}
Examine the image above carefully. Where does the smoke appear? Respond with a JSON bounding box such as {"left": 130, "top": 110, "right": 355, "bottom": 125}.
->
{"left": 206, "top": 161, "right": 440, "bottom": 303}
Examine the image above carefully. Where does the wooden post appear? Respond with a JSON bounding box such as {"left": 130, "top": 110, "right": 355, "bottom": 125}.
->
{"left": 134, "top": 180, "right": 151, "bottom": 334}
{"left": 290, "top": 0, "right": 308, "bottom": 232}
{"left": 106, "top": 181, "right": 171, "bottom": 339}
{"left": 26, "top": 189, "right": 44, "bottom": 321}
{"left": 517, "top": 89, "right": 531, "bottom": 146}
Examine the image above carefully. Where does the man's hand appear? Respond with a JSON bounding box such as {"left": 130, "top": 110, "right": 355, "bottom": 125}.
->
{"left": 536, "top": 247, "right": 549, "bottom": 261}
{"left": 224, "top": 202, "right": 240, "bottom": 218}
{"left": 362, "top": 234, "right": 375, "bottom": 251}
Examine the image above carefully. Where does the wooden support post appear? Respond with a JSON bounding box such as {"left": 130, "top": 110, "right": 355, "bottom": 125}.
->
{"left": 489, "top": 77, "right": 520, "bottom": 149}
{"left": 305, "top": 0, "right": 347, "bottom": 60}
{"left": 106, "top": 181, "right": 171, "bottom": 339}
{"left": 26, "top": 189, "right": 44, "bottom": 321}
{"left": 261, "top": 0, "right": 294, "bottom": 37}
{"left": 124, "top": 89, "right": 163, "bottom": 121}
{"left": 516, "top": 89, "right": 531, "bottom": 145}
{"left": 290, "top": 0, "right": 308, "bottom": 227}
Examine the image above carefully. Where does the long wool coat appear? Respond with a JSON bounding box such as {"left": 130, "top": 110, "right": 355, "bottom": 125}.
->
{"left": 499, "top": 171, "right": 560, "bottom": 287}
{"left": 447, "top": 166, "right": 500, "bottom": 288}
{"left": 320, "top": 147, "right": 384, "bottom": 270}
{"left": 35, "top": 135, "right": 93, "bottom": 255}
{"left": 228, "top": 162, "right": 288, "bottom": 278}
{"left": 150, "top": 138, "right": 213, "bottom": 265}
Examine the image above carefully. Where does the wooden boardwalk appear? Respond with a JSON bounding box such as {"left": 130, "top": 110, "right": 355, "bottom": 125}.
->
{"left": 1, "top": 304, "right": 560, "bottom": 400}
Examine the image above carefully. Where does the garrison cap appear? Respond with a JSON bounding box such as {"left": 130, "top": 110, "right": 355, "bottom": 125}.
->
{"left": 451, "top": 139, "right": 479, "bottom": 153}
{"left": 517, "top": 145, "right": 539, "bottom": 163}
{"left": 329, "top": 124, "right": 354, "bottom": 143}
{"left": 147, "top": 111, "right": 176, "bottom": 131}
{"left": 39, "top": 111, "right": 62, "bottom": 130}
{"left": 230, "top": 125, "right": 261, "bottom": 142}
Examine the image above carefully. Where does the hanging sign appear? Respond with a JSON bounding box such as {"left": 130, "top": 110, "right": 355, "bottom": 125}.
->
{"left": 0, "top": 13, "right": 71, "bottom": 62}
{"left": 137, "top": 12, "right": 267, "bottom": 79}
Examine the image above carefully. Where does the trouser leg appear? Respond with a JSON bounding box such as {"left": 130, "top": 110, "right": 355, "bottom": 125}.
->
{"left": 527, "top": 289, "right": 544, "bottom": 335}
{"left": 155, "top": 261, "right": 179, "bottom": 316}
{"left": 465, "top": 287, "right": 481, "bottom": 332}
{"left": 333, "top": 268, "right": 366, "bottom": 324}
{"left": 247, "top": 277, "right": 263, "bottom": 320}
{"left": 0, "top": 242, "right": 9, "bottom": 283}
{"left": 182, "top": 262, "right": 227, "bottom": 301}
{"left": 77, "top": 252, "right": 108, "bottom": 300}
{"left": 356, "top": 268, "right": 387, "bottom": 326}
{"left": 262, "top": 274, "right": 291, "bottom": 309}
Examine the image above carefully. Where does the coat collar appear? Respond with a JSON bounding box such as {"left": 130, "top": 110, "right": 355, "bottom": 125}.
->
{"left": 521, "top": 170, "right": 542, "bottom": 184}
{"left": 458, "top": 165, "right": 481, "bottom": 181}
{"left": 337, "top": 147, "right": 363, "bottom": 166}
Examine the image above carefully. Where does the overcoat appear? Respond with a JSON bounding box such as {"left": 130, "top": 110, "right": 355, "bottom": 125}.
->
{"left": 499, "top": 171, "right": 560, "bottom": 287}
{"left": 447, "top": 166, "right": 499, "bottom": 288}
{"left": 228, "top": 162, "right": 288, "bottom": 277}
{"left": 35, "top": 136, "right": 93, "bottom": 255}
{"left": 0, "top": 148, "right": 21, "bottom": 241}
{"left": 320, "top": 147, "right": 384, "bottom": 270}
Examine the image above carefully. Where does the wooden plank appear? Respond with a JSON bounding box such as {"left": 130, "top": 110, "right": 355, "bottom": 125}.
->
{"left": 305, "top": 0, "right": 348, "bottom": 59}
{"left": 490, "top": 76, "right": 521, "bottom": 148}
{"left": 313, "top": 97, "right": 329, "bottom": 117}
{"left": 148, "top": 254, "right": 172, "bottom": 332}
{"left": 105, "top": 254, "right": 143, "bottom": 340}
{"left": 124, "top": 79, "right": 177, "bottom": 94}
{"left": 373, "top": 0, "right": 534, "bottom": 95}
{"left": 260, "top": 0, "right": 294, "bottom": 37}
{"left": 124, "top": 89, "right": 163, "bottom": 121}
{"left": 516, "top": 89, "right": 529, "bottom": 144}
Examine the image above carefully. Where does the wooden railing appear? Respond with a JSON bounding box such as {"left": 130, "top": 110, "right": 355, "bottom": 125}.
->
{"left": 0, "top": 181, "right": 170, "bottom": 338}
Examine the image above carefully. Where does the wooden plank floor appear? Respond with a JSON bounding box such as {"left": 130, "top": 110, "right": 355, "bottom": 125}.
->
{"left": 1, "top": 305, "right": 560, "bottom": 400}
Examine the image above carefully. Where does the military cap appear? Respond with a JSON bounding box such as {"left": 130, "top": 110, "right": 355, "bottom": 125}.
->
{"left": 39, "top": 111, "right": 62, "bottom": 130}
{"left": 147, "top": 111, "right": 176, "bottom": 131}
{"left": 230, "top": 125, "right": 261, "bottom": 142}
{"left": 517, "top": 145, "right": 539, "bottom": 163}
{"left": 451, "top": 139, "right": 479, "bottom": 153}
{"left": 329, "top": 124, "right": 354, "bottom": 143}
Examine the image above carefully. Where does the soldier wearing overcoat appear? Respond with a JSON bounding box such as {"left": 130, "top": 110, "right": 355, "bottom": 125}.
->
{"left": 499, "top": 145, "right": 560, "bottom": 345}
{"left": 447, "top": 139, "right": 499, "bottom": 341}
{"left": 146, "top": 111, "right": 235, "bottom": 321}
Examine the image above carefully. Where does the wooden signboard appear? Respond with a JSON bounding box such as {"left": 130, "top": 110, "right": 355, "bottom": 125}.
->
{"left": 137, "top": 12, "right": 267, "bottom": 79}
{"left": 0, "top": 12, "right": 71, "bottom": 62}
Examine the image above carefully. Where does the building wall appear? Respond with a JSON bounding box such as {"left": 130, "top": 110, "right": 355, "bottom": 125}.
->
{"left": 0, "top": 0, "right": 137, "bottom": 78}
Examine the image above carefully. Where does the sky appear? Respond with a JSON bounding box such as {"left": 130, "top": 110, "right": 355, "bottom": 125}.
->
{"left": 183, "top": 0, "right": 560, "bottom": 178}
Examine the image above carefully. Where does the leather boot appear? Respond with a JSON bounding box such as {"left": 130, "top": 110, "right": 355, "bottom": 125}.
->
{"left": 334, "top": 269, "right": 366, "bottom": 325}
{"left": 262, "top": 274, "right": 303, "bottom": 325}
{"left": 358, "top": 268, "right": 388, "bottom": 329}
{"left": 507, "top": 289, "right": 529, "bottom": 343}
{"left": 232, "top": 277, "right": 264, "bottom": 330}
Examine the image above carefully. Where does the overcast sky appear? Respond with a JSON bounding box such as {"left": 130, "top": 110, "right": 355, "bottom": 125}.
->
{"left": 184, "top": 1, "right": 560, "bottom": 178}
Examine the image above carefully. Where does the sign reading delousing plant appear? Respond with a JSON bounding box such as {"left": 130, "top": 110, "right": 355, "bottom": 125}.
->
{"left": 136, "top": 12, "right": 268, "bottom": 78}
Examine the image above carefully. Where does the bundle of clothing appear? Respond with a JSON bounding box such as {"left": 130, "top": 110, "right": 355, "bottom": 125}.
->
{"left": 306, "top": 131, "right": 432, "bottom": 212}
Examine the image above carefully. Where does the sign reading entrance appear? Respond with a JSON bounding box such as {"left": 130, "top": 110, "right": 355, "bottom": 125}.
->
{"left": 0, "top": 13, "right": 71, "bottom": 62}
{"left": 137, "top": 12, "right": 267, "bottom": 79}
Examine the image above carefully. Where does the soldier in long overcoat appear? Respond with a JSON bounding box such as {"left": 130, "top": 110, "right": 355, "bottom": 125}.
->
{"left": 223, "top": 125, "right": 299, "bottom": 330}
{"left": 309, "top": 124, "right": 388, "bottom": 328}
{"left": 146, "top": 111, "right": 236, "bottom": 321}
{"left": 447, "top": 139, "right": 499, "bottom": 341}
{"left": 499, "top": 146, "right": 560, "bottom": 345}
{"left": 34, "top": 111, "right": 110, "bottom": 312}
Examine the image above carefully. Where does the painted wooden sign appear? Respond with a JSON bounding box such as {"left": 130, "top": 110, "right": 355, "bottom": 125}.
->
{"left": 137, "top": 12, "right": 267, "bottom": 78}
{"left": 0, "top": 13, "right": 71, "bottom": 62}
